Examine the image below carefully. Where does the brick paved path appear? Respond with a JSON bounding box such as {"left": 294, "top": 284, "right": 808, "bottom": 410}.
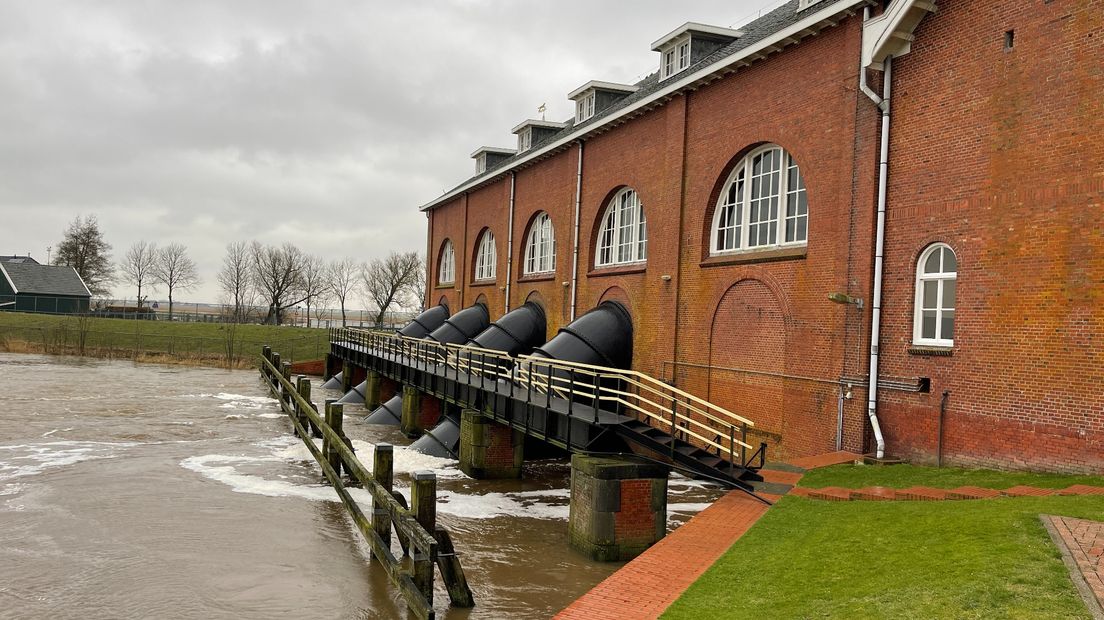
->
{"left": 555, "top": 451, "right": 859, "bottom": 619}
{"left": 1043, "top": 515, "right": 1104, "bottom": 618}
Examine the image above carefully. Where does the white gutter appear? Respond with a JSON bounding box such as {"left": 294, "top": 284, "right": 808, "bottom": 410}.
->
{"left": 505, "top": 172, "right": 516, "bottom": 314}
{"left": 570, "top": 141, "right": 584, "bottom": 321}
{"left": 864, "top": 32, "right": 892, "bottom": 460}
{"left": 420, "top": 0, "right": 865, "bottom": 212}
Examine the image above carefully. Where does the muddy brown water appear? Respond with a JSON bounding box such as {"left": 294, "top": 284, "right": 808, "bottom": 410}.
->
{"left": 0, "top": 353, "right": 726, "bottom": 619}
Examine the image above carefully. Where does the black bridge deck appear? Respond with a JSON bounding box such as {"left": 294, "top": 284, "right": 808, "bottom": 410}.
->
{"left": 331, "top": 338, "right": 763, "bottom": 490}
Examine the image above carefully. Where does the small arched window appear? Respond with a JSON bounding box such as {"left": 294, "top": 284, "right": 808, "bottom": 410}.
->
{"left": 474, "top": 230, "right": 497, "bottom": 281}
{"left": 914, "top": 243, "right": 957, "bottom": 346}
{"left": 596, "top": 188, "right": 647, "bottom": 267}
{"left": 524, "top": 212, "right": 556, "bottom": 275}
{"left": 712, "top": 144, "right": 807, "bottom": 254}
{"left": 438, "top": 240, "right": 455, "bottom": 285}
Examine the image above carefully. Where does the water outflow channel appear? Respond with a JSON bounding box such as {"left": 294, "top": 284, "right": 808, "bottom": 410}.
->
{"left": 0, "top": 353, "right": 725, "bottom": 619}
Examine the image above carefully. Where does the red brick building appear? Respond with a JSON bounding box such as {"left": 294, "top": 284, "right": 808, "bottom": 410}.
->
{"left": 417, "top": 0, "right": 1103, "bottom": 472}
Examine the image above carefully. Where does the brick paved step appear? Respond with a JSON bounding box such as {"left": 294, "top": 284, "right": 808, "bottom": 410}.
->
{"left": 944, "top": 486, "right": 1003, "bottom": 500}
{"left": 896, "top": 486, "right": 950, "bottom": 501}
{"left": 851, "top": 486, "right": 898, "bottom": 501}
{"left": 1058, "top": 485, "right": 1104, "bottom": 496}
{"left": 1002, "top": 485, "right": 1055, "bottom": 497}
{"left": 806, "top": 487, "right": 854, "bottom": 501}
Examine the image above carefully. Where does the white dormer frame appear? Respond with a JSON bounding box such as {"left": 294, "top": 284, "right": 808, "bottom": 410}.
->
{"left": 651, "top": 23, "right": 743, "bottom": 81}
{"left": 517, "top": 127, "right": 532, "bottom": 152}
{"left": 510, "top": 120, "right": 567, "bottom": 153}
{"left": 470, "top": 146, "right": 517, "bottom": 175}
{"left": 568, "top": 81, "right": 639, "bottom": 123}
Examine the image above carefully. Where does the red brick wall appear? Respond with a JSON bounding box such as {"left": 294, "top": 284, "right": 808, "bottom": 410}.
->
{"left": 877, "top": 0, "right": 1104, "bottom": 472}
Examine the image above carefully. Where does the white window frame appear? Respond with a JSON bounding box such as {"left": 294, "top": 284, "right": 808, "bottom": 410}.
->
{"left": 913, "top": 243, "right": 957, "bottom": 347}
{"left": 475, "top": 154, "right": 487, "bottom": 174}
{"left": 524, "top": 212, "right": 556, "bottom": 275}
{"left": 575, "top": 91, "right": 596, "bottom": 123}
{"left": 710, "top": 144, "right": 808, "bottom": 255}
{"left": 596, "top": 188, "right": 647, "bottom": 267}
{"left": 517, "top": 128, "right": 532, "bottom": 153}
{"left": 474, "top": 231, "right": 497, "bottom": 282}
{"left": 438, "top": 240, "right": 455, "bottom": 285}
{"left": 660, "top": 35, "right": 692, "bottom": 80}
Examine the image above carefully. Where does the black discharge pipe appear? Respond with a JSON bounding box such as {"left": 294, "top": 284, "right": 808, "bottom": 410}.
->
{"left": 336, "top": 380, "right": 367, "bottom": 405}
{"left": 530, "top": 301, "right": 633, "bottom": 370}
{"left": 409, "top": 303, "right": 548, "bottom": 457}
{"left": 425, "top": 303, "right": 490, "bottom": 345}
{"left": 364, "top": 394, "right": 403, "bottom": 424}
{"left": 320, "top": 371, "right": 344, "bottom": 391}
{"left": 398, "top": 304, "right": 450, "bottom": 338}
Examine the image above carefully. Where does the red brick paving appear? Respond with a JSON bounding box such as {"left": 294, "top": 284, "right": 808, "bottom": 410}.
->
{"left": 896, "top": 486, "right": 950, "bottom": 501}
{"left": 555, "top": 491, "right": 773, "bottom": 620}
{"left": 759, "top": 468, "right": 803, "bottom": 486}
{"left": 1002, "top": 485, "right": 1056, "bottom": 498}
{"left": 944, "top": 486, "right": 1004, "bottom": 500}
{"left": 1045, "top": 515, "right": 1104, "bottom": 614}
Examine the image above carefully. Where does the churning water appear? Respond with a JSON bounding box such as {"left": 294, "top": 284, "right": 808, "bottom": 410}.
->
{"left": 0, "top": 353, "right": 724, "bottom": 619}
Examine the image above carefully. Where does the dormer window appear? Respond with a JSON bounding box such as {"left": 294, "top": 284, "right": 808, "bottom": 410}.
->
{"left": 651, "top": 23, "right": 742, "bottom": 82}
{"left": 568, "top": 81, "right": 639, "bottom": 124}
{"left": 661, "top": 36, "right": 691, "bottom": 79}
{"left": 518, "top": 127, "right": 532, "bottom": 152}
{"left": 470, "top": 146, "right": 517, "bottom": 175}
{"left": 576, "top": 91, "right": 596, "bottom": 123}
{"left": 797, "top": 0, "right": 825, "bottom": 10}
{"left": 511, "top": 120, "right": 567, "bottom": 154}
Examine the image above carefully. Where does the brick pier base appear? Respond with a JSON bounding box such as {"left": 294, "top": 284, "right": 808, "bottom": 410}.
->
{"left": 459, "top": 409, "right": 524, "bottom": 479}
{"left": 568, "top": 455, "right": 669, "bottom": 562}
{"left": 400, "top": 386, "right": 441, "bottom": 438}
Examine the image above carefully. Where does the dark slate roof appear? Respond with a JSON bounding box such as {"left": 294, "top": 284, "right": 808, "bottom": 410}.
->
{"left": 0, "top": 255, "right": 40, "bottom": 264}
{"left": 426, "top": 0, "right": 845, "bottom": 209}
{"left": 0, "top": 262, "right": 91, "bottom": 297}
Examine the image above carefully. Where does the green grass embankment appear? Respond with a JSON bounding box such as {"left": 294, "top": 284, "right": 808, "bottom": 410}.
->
{"left": 665, "top": 466, "right": 1104, "bottom": 619}
{"left": 0, "top": 311, "right": 329, "bottom": 368}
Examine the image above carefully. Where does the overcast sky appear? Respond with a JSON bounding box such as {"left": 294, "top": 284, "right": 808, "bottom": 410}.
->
{"left": 0, "top": 0, "right": 778, "bottom": 305}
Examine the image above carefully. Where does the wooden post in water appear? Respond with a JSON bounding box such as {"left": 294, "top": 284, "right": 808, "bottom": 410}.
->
{"left": 281, "top": 362, "right": 292, "bottom": 407}
{"left": 321, "top": 399, "right": 337, "bottom": 477}
{"left": 328, "top": 402, "right": 344, "bottom": 476}
{"left": 373, "top": 444, "right": 394, "bottom": 549}
{"left": 296, "top": 377, "right": 313, "bottom": 436}
{"left": 262, "top": 346, "right": 271, "bottom": 377}
{"left": 271, "top": 352, "right": 281, "bottom": 385}
{"left": 410, "top": 471, "right": 437, "bottom": 604}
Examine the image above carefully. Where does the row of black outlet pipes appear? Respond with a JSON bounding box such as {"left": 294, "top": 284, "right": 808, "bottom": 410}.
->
{"left": 325, "top": 300, "right": 634, "bottom": 458}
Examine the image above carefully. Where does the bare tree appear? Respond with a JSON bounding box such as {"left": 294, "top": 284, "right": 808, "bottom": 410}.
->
{"left": 328, "top": 257, "right": 359, "bottom": 328}
{"left": 312, "top": 287, "right": 334, "bottom": 328}
{"left": 217, "top": 241, "right": 255, "bottom": 323}
{"left": 360, "top": 251, "right": 422, "bottom": 326}
{"left": 120, "top": 241, "right": 158, "bottom": 308}
{"left": 300, "top": 254, "right": 328, "bottom": 328}
{"left": 250, "top": 241, "right": 307, "bottom": 325}
{"left": 54, "top": 215, "right": 114, "bottom": 296}
{"left": 404, "top": 254, "right": 427, "bottom": 311}
{"left": 153, "top": 243, "right": 200, "bottom": 320}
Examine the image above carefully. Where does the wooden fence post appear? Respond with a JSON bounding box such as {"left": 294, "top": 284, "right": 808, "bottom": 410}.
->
{"left": 296, "top": 376, "right": 312, "bottom": 435}
{"left": 373, "top": 444, "right": 394, "bottom": 548}
{"left": 270, "top": 352, "right": 281, "bottom": 383}
{"left": 411, "top": 471, "right": 437, "bottom": 604}
{"left": 329, "top": 402, "right": 344, "bottom": 476}
{"left": 322, "top": 399, "right": 337, "bottom": 475}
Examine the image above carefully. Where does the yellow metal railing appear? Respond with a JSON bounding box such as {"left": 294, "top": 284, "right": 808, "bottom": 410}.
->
{"left": 330, "top": 327, "right": 759, "bottom": 469}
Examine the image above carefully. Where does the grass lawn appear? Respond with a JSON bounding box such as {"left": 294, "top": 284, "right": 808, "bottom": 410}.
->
{"left": 0, "top": 311, "right": 329, "bottom": 367}
{"left": 799, "top": 463, "right": 1104, "bottom": 490}
{"left": 664, "top": 473, "right": 1104, "bottom": 619}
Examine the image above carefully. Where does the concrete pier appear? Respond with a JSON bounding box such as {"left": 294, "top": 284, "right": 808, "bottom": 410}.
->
{"left": 400, "top": 386, "right": 442, "bottom": 438}
{"left": 459, "top": 409, "right": 524, "bottom": 479}
{"left": 568, "top": 455, "right": 669, "bottom": 562}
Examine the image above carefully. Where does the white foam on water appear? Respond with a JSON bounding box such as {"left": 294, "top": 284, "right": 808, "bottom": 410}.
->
{"left": 224, "top": 414, "right": 248, "bottom": 420}
{"left": 179, "top": 453, "right": 374, "bottom": 504}
{"left": 0, "top": 441, "right": 137, "bottom": 482}
{"left": 40, "top": 428, "right": 75, "bottom": 438}
{"left": 435, "top": 489, "right": 570, "bottom": 520}
{"left": 255, "top": 413, "right": 284, "bottom": 419}
{"left": 209, "top": 393, "right": 278, "bottom": 410}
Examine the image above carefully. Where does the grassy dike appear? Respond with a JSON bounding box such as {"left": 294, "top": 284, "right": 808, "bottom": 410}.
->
{"left": 0, "top": 311, "right": 329, "bottom": 368}
{"left": 664, "top": 465, "right": 1104, "bottom": 619}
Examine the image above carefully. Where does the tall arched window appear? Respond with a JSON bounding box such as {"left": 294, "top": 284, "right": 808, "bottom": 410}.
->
{"left": 712, "top": 144, "right": 807, "bottom": 254}
{"left": 438, "top": 239, "right": 455, "bottom": 285}
{"left": 524, "top": 212, "right": 556, "bottom": 275}
{"left": 914, "top": 243, "right": 957, "bottom": 346}
{"left": 474, "top": 230, "right": 497, "bottom": 281}
{"left": 596, "top": 188, "right": 647, "bottom": 267}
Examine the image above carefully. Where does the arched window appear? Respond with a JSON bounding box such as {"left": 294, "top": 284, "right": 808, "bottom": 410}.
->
{"left": 524, "top": 212, "right": 556, "bottom": 275}
{"left": 438, "top": 240, "right": 455, "bottom": 284}
{"left": 596, "top": 188, "right": 647, "bottom": 267}
{"left": 712, "top": 144, "right": 808, "bottom": 254}
{"left": 474, "top": 230, "right": 496, "bottom": 281}
{"left": 914, "top": 243, "right": 957, "bottom": 346}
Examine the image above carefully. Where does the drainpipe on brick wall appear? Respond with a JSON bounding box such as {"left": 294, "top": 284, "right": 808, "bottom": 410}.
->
{"left": 863, "top": 30, "right": 892, "bottom": 460}
{"left": 570, "top": 141, "right": 584, "bottom": 321}
{"left": 505, "top": 172, "right": 516, "bottom": 314}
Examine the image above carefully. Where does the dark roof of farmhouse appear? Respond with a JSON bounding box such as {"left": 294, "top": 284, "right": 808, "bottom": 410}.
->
{"left": 0, "top": 261, "right": 91, "bottom": 297}
{"left": 425, "top": 0, "right": 830, "bottom": 210}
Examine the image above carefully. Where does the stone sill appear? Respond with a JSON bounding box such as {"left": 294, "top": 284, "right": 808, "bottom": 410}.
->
{"left": 701, "top": 245, "right": 807, "bottom": 268}
{"left": 587, "top": 264, "right": 647, "bottom": 278}
{"left": 434, "top": 283, "right": 457, "bottom": 290}
{"left": 908, "top": 345, "right": 954, "bottom": 357}
{"left": 517, "top": 274, "right": 556, "bottom": 284}
{"left": 468, "top": 280, "right": 499, "bottom": 289}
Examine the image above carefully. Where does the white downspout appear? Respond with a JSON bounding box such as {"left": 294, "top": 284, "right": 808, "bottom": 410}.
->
{"left": 862, "top": 6, "right": 891, "bottom": 459}
{"left": 505, "top": 172, "right": 516, "bottom": 314}
{"left": 569, "top": 141, "right": 583, "bottom": 321}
